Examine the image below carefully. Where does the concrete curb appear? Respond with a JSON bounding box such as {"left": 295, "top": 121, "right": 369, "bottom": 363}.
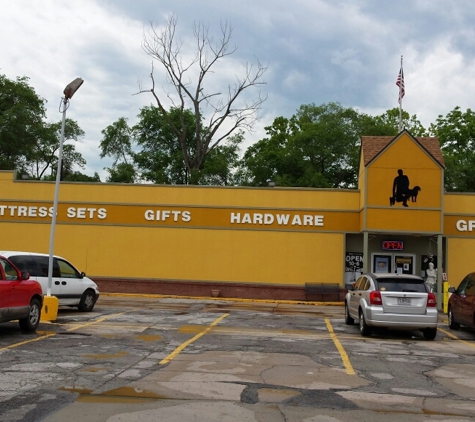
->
{"left": 100, "top": 292, "right": 344, "bottom": 306}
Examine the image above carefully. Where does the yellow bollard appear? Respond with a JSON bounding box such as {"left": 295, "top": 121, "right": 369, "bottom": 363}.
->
{"left": 443, "top": 281, "right": 449, "bottom": 314}
{"left": 41, "top": 296, "right": 59, "bottom": 321}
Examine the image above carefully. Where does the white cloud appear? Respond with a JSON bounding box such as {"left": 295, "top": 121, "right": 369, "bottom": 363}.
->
{"left": 1, "top": 0, "right": 475, "bottom": 179}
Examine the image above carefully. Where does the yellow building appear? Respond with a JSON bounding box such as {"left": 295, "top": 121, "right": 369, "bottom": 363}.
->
{"left": 1, "top": 130, "right": 474, "bottom": 308}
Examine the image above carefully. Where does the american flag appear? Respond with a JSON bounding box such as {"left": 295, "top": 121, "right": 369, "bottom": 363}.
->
{"left": 396, "top": 67, "right": 405, "bottom": 103}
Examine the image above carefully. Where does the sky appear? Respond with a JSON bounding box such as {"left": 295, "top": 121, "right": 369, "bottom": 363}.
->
{"left": 2, "top": 0, "right": 475, "bottom": 180}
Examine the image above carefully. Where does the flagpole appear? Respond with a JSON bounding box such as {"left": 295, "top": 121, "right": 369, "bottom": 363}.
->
{"left": 398, "top": 55, "right": 403, "bottom": 132}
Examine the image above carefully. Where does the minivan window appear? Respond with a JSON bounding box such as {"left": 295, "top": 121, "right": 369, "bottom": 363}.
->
{"left": 9, "top": 255, "right": 60, "bottom": 277}
{"left": 8, "top": 255, "right": 35, "bottom": 275}
{"left": 58, "top": 259, "right": 79, "bottom": 278}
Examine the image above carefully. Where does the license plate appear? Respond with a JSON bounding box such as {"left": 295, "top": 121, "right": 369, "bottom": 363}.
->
{"left": 397, "top": 298, "right": 411, "bottom": 305}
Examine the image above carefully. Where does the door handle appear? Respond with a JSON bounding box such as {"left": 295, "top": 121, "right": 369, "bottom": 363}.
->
{"left": 54, "top": 281, "right": 60, "bottom": 285}
{"left": 61, "top": 281, "right": 67, "bottom": 285}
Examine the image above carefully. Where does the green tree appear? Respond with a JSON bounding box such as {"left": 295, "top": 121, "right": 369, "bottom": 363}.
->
{"left": 241, "top": 103, "right": 362, "bottom": 188}
{"left": 42, "top": 170, "right": 101, "bottom": 182}
{"left": 105, "top": 163, "right": 136, "bottom": 183}
{"left": 133, "top": 106, "right": 196, "bottom": 184}
{"left": 27, "top": 118, "right": 86, "bottom": 179}
{"left": 239, "top": 117, "right": 292, "bottom": 186}
{"left": 63, "top": 171, "right": 101, "bottom": 182}
{"left": 101, "top": 106, "right": 244, "bottom": 185}
{"left": 240, "top": 105, "right": 428, "bottom": 189}
{"left": 360, "top": 108, "right": 427, "bottom": 137}
{"left": 0, "top": 74, "right": 46, "bottom": 170}
{"left": 100, "top": 117, "right": 134, "bottom": 166}
{"left": 429, "top": 106, "right": 475, "bottom": 192}
{"left": 99, "top": 117, "right": 136, "bottom": 183}
{"left": 288, "top": 102, "right": 362, "bottom": 188}
{"left": 200, "top": 131, "right": 243, "bottom": 186}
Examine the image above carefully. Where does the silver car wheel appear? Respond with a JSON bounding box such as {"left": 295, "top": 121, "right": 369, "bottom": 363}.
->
{"left": 359, "top": 310, "right": 371, "bottom": 336}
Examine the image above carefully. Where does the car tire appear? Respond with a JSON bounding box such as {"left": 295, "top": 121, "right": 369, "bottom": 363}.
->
{"left": 359, "top": 309, "right": 371, "bottom": 336}
{"left": 423, "top": 327, "right": 437, "bottom": 340}
{"left": 78, "top": 290, "right": 96, "bottom": 312}
{"left": 345, "top": 302, "right": 354, "bottom": 325}
{"left": 19, "top": 298, "right": 41, "bottom": 332}
{"left": 448, "top": 307, "right": 460, "bottom": 330}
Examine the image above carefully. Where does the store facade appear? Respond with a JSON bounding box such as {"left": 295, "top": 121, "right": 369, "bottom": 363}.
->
{"left": 1, "top": 130, "right": 475, "bottom": 308}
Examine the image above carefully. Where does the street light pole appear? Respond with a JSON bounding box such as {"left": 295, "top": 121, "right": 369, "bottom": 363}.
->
{"left": 46, "top": 78, "right": 84, "bottom": 297}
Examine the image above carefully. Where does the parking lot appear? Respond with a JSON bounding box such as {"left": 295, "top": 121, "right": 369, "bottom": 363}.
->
{"left": 1, "top": 295, "right": 475, "bottom": 422}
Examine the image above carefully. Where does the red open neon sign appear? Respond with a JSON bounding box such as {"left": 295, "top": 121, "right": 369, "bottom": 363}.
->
{"left": 382, "top": 240, "right": 404, "bottom": 251}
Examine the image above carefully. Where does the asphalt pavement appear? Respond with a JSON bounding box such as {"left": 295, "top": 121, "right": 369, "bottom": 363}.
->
{"left": 1, "top": 294, "right": 474, "bottom": 422}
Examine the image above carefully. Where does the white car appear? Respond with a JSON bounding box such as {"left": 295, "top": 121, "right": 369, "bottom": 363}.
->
{"left": 345, "top": 273, "right": 438, "bottom": 340}
{"left": 0, "top": 251, "right": 99, "bottom": 312}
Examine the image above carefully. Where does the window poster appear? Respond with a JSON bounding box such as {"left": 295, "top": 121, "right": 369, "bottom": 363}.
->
{"left": 345, "top": 252, "right": 363, "bottom": 285}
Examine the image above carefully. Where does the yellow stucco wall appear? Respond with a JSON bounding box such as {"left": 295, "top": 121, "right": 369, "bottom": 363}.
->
{"left": 366, "top": 209, "right": 442, "bottom": 233}
{"left": 444, "top": 193, "right": 475, "bottom": 214}
{"left": 446, "top": 238, "right": 475, "bottom": 287}
{"left": 0, "top": 171, "right": 350, "bottom": 286}
{"left": 0, "top": 222, "right": 344, "bottom": 284}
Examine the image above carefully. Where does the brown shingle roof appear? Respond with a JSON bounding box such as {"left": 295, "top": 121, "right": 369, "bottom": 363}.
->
{"left": 361, "top": 132, "right": 445, "bottom": 168}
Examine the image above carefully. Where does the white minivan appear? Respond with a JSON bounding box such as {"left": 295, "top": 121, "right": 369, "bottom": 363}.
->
{"left": 0, "top": 251, "right": 99, "bottom": 312}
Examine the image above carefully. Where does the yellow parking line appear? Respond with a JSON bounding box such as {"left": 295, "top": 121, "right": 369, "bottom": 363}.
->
{"left": 0, "top": 311, "right": 128, "bottom": 351}
{"left": 159, "top": 313, "right": 229, "bottom": 365}
{"left": 0, "top": 332, "right": 56, "bottom": 351}
{"left": 438, "top": 327, "right": 475, "bottom": 349}
{"left": 65, "top": 311, "right": 129, "bottom": 332}
{"left": 324, "top": 318, "right": 355, "bottom": 375}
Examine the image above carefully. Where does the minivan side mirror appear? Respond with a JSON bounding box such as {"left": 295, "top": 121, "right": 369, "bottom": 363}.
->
{"left": 80, "top": 271, "right": 86, "bottom": 278}
{"left": 20, "top": 272, "right": 30, "bottom": 281}
{"left": 448, "top": 286, "right": 456, "bottom": 294}
{"left": 345, "top": 283, "right": 354, "bottom": 291}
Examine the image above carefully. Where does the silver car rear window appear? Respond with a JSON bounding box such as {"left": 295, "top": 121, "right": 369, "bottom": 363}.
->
{"left": 376, "top": 279, "right": 427, "bottom": 293}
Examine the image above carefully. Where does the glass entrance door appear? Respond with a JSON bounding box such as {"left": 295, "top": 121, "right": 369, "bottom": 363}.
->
{"left": 373, "top": 255, "right": 392, "bottom": 273}
{"left": 394, "top": 255, "right": 413, "bottom": 274}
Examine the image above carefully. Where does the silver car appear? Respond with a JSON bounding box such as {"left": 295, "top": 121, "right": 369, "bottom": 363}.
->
{"left": 345, "top": 273, "right": 438, "bottom": 340}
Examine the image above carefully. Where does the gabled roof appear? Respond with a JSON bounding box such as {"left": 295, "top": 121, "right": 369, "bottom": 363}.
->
{"left": 361, "top": 130, "right": 445, "bottom": 168}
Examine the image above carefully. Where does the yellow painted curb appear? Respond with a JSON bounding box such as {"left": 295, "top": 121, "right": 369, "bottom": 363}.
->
{"left": 41, "top": 296, "right": 59, "bottom": 321}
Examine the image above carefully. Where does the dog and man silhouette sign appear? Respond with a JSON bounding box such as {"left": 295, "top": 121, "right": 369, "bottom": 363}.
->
{"left": 390, "top": 168, "right": 421, "bottom": 207}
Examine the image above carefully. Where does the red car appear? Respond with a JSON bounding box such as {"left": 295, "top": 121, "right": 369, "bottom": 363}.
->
{"left": 448, "top": 272, "right": 475, "bottom": 330}
{"left": 0, "top": 255, "right": 43, "bottom": 331}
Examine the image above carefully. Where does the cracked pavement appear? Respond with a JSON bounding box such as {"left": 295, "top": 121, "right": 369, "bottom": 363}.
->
{"left": 0, "top": 296, "right": 475, "bottom": 421}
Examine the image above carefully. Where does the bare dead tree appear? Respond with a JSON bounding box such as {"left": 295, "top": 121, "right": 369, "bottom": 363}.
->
{"left": 138, "top": 14, "right": 267, "bottom": 184}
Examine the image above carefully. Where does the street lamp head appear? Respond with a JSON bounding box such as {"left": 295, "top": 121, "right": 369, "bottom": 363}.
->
{"left": 63, "top": 78, "right": 84, "bottom": 100}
